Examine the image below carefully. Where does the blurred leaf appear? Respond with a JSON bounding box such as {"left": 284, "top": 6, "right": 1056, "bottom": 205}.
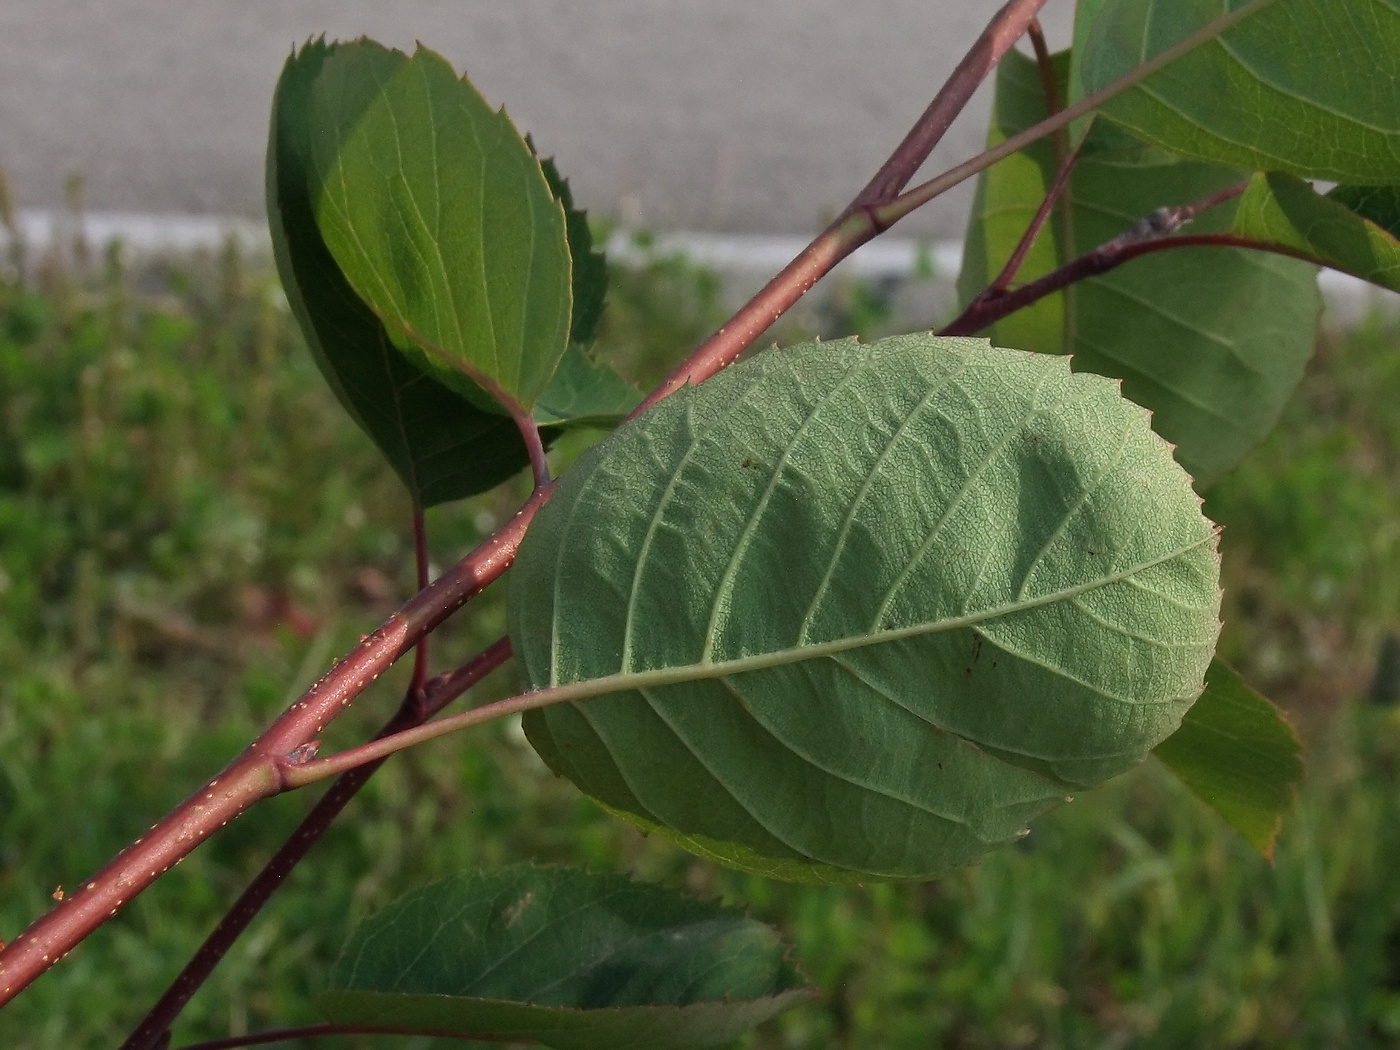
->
{"left": 958, "top": 48, "right": 1319, "bottom": 490}
{"left": 1081, "top": 0, "right": 1400, "bottom": 184}
{"left": 1330, "top": 185, "right": 1400, "bottom": 234}
{"left": 1232, "top": 173, "right": 1400, "bottom": 293}
{"left": 318, "top": 865, "right": 811, "bottom": 1050}
{"left": 1154, "top": 659, "right": 1303, "bottom": 857}
{"left": 512, "top": 335, "right": 1221, "bottom": 881}
{"left": 267, "top": 38, "right": 542, "bottom": 506}
{"left": 305, "top": 40, "right": 571, "bottom": 414}
{"left": 534, "top": 344, "right": 641, "bottom": 429}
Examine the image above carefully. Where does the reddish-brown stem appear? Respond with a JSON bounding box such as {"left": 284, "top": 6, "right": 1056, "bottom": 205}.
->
{"left": 855, "top": 0, "right": 1049, "bottom": 205}
{"left": 1026, "top": 19, "right": 1065, "bottom": 162}
{"left": 943, "top": 232, "right": 1315, "bottom": 337}
{"left": 118, "top": 638, "right": 513, "bottom": 1050}
{"left": 987, "top": 137, "right": 1083, "bottom": 296}
{"left": 638, "top": 0, "right": 1048, "bottom": 414}
{"left": 0, "top": 0, "right": 1058, "bottom": 1003}
{"left": 875, "top": 0, "right": 1279, "bottom": 233}
{"left": 509, "top": 403, "right": 551, "bottom": 489}
{"left": 0, "top": 490, "right": 545, "bottom": 1006}
{"left": 947, "top": 180, "right": 1252, "bottom": 335}
{"left": 408, "top": 502, "right": 431, "bottom": 702}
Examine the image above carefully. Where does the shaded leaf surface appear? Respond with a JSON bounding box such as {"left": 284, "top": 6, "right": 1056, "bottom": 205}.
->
{"left": 267, "top": 39, "right": 537, "bottom": 506}
{"left": 511, "top": 335, "right": 1221, "bottom": 881}
{"left": 536, "top": 150, "right": 609, "bottom": 349}
{"left": 534, "top": 344, "right": 642, "bottom": 428}
{"left": 1233, "top": 173, "right": 1400, "bottom": 293}
{"left": 959, "top": 49, "right": 1319, "bottom": 490}
{"left": 318, "top": 865, "right": 811, "bottom": 1050}
{"left": 305, "top": 40, "right": 571, "bottom": 413}
{"left": 1154, "top": 659, "right": 1303, "bottom": 857}
{"left": 1081, "top": 0, "right": 1400, "bottom": 184}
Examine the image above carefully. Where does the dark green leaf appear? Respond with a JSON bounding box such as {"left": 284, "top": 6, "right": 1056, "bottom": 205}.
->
{"left": 1154, "top": 659, "right": 1303, "bottom": 858}
{"left": 1231, "top": 173, "right": 1400, "bottom": 294}
{"left": 511, "top": 335, "right": 1222, "bottom": 881}
{"left": 958, "top": 48, "right": 1319, "bottom": 490}
{"left": 317, "top": 865, "right": 812, "bottom": 1050}
{"left": 534, "top": 344, "right": 642, "bottom": 429}
{"left": 1081, "top": 0, "right": 1400, "bottom": 184}
{"left": 267, "top": 38, "right": 538, "bottom": 506}
{"left": 1330, "top": 185, "right": 1400, "bottom": 236}
{"left": 305, "top": 40, "right": 572, "bottom": 414}
{"left": 535, "top": 148, "right": 609, "bottom": 348}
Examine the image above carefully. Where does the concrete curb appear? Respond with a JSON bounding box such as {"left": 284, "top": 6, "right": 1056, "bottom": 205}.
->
{"left": 5, "top": 209, "right": 1396, "bottom": 327}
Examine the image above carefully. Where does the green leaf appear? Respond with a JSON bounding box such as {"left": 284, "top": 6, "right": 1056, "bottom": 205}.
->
{"left": 1330, "top": 184, "right": 1400, "bottom": 236}
{"left": 317, "top": 865, "right": 812, "bottom": 1050}
{"left": 305, "top": 40, "right": 572, "bottom": 414}
{"left": 1080, "top": 0, "right": 1400, "bottom": 184}
{"left": 1232, "top": 172, "right": 1400, "bottom": 294}
{"left": 510, "top": 335, "right": 1222, "bottom": 881}
{"left": 534, "top": 344, "right": 642, "bottom": 429}
{"left": 267, "top": 38, "right": 540, "bottom": 507}
{"left": 535, "top": 148, "right": 609, "bottom": 348}
{"left": 958, "top": 48, "right": 1319, "bottom": 491}
{"left": 1154, "top": 659, "right": 1303, "bottom": 858}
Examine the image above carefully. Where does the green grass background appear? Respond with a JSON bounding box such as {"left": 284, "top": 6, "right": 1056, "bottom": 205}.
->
{"left": 3, "top": 231, "right": 1400, "bottom": 1049}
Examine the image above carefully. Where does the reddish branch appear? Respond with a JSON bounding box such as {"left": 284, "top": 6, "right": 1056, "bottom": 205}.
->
{"left": 0, "top": 0, "right": 1278, "bottom": 1015}
{"left": 854, "top": 0, "right": 1049, "bottom": 206}
{"left": 941, "top": 185, "right": 1306, "bottom": 339}
{"left": 636, "top": 0, "right": 1048, "bottom": 413}
{"left": 118, "top": 638, "right": 512, "bottom": 1050}
{"left": 0, "top": 492, "right": 542, "bottom": 1005}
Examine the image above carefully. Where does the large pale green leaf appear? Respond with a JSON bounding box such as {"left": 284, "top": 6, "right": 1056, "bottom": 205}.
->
{"left": 958, "top": 48, "right": 1319, "bottom": 490}
{"left": 268, "top": 39, "right": 538, "bottom": 506}
{"left": 510, "top": 335, "right": 1222, "bottom": 881}
{"left": 317, "top": 866, "right": 812, "bottom": 1050}
{"left": 1080, "top": 0, "right": 1400, "bottom": 184}
{"left": 305, "top": 40, "right": 572, "bottom": 414}
{"left": 1154, "top": 659, "right": 1303, "bottom": 858}
{"left": 1233, "top": 173, "right": 1400, "bottom": 294}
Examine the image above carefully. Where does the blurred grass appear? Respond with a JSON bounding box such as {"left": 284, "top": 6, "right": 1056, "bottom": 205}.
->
{"left": 1, "top": 232, "right": 1400, "bottom": 1050}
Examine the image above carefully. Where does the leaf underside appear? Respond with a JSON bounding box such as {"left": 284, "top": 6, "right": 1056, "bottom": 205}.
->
{"left": 510, "top": 335, "right": 1222, "bottom": 881}
{"left": 1154, "top": 658, "right": 1304, "bottom": 858}
{"left": 958, "top": 48, "right": 1319, "bottom": 491}
{"left": 1081, "top": 0, "right": 1400, "bottom": 185}
{"left": 1233, "top": 173, "right": 1400, "bottom": 295}
{"left": 318, "top": 865, "right": 811, "bottom": 1050}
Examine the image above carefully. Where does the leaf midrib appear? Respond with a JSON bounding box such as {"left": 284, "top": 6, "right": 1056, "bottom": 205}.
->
{"left": 544, "top": 531, "right": 1217, "bottom": 702}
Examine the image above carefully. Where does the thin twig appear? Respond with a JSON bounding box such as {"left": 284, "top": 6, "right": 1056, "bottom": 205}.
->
{"left": 854, "top": 0, "right": 1049, "bottom": 205}
{"left": 408, "top": 502, "right": 430, "bottom": 703}
{"left": 119, "top": 638, "right": 513, "bottom": 1050}
{"left": 637, "top": 0, "right": 1050, "bottom": 414}
{"left": 986, "top": 136, "right": 1084, "bottom": 297}
{"left": 942, "top": 229, "right": 1305, "bottom": 339}
{"left": 1026, "top": 19, "right": 1065, "bottom": 164}
{"left": 875, "top": 0, "right": 1280, "bottom": 231}
{"left": 0, "top": 0, "right": 1282, "bottom": 1004}
{"left": 0, "top": 487, "right": 545, "bottom": 1005}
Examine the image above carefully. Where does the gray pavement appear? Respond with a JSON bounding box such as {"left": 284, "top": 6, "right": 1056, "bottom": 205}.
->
{"left": 0, "top": 1, "right": 1073, "bottom": 240}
